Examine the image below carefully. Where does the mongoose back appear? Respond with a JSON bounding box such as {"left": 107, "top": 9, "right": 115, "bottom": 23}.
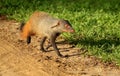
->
{"left": 20, "top": 11, "right": 75, "bottom": 57}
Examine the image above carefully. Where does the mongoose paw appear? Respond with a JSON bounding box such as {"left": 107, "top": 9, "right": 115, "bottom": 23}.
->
{"left": 59, "top": 54, "right": 69, "bottom": 58}
{"left": 64, "top": 54, "right": 69, "bottom": 57}
{"left": 58, "top": 54, "right": 68, "bottom": 58}
{"left": 40, "top": 48, "right": 47, "bottom": 52}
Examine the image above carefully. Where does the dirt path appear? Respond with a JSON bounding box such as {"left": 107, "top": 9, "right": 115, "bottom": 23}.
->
{"left": 0, "top": 39, "right": 50, "bottom": 76}
{"left": 0, "top": 19, "right": 120, "bottom": 76}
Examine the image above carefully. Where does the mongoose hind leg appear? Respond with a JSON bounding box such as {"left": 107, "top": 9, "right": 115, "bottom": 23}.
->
{"left": 40, "top": 36, "right": 47, "bottom": 52}
{"left": 27, "top": 36, "right": 31, "bottom": 44}
{"left": 46, "top": 44, "right": 52, "bottom": 50}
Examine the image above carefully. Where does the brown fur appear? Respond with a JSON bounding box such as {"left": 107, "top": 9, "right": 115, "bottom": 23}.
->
{"left": 20, "top": 11, "right": 75, "bottom": 57}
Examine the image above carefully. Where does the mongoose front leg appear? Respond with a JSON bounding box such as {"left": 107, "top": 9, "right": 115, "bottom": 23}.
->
{"left": 40, "top": 36, "right": 47, "bottom": 52}
{"left": 50, "top": 34, "right": 63, "bottom": 57}
{"left": 27, "top": 36, "right": 31, "bottom": 44}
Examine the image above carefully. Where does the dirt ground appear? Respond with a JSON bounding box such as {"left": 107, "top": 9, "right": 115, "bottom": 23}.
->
{"left": 0, "top": 18, "right": 120, "bottom": 76}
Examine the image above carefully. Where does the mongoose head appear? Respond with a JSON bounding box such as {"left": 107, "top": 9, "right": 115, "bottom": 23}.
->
{"left": 51, "top": 19, "right": 75, "bottom": 33}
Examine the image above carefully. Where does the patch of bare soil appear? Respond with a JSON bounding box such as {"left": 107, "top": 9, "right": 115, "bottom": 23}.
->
{"left": 0, "top": 19, "right": 120, "bottom": 76}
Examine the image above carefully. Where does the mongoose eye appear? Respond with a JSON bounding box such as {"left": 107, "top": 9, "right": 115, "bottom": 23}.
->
{"left": 65, "top": 24, "right": 70, "bottom": 28}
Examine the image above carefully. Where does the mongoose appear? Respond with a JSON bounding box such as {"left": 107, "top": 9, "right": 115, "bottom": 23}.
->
{"left": 20, "top": 11, "right": 75, "bottom": 57}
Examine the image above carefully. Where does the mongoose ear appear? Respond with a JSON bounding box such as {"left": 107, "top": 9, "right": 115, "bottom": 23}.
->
{"left": 64, "top": 20, "right": 69, "bottom": 22}
{"left": 51, "top": 21, "right": 60, "bottom": 28}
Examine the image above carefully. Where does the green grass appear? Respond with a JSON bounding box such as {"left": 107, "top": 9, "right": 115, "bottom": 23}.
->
{"left": 1, "top": 0, "right": 120, "bottom": 65}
